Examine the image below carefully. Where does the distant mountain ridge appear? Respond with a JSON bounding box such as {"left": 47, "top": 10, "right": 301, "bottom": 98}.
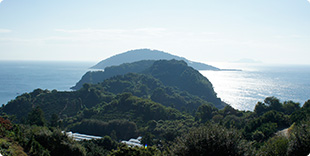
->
{"left": 91, "top": 49, "right": 220, "bottom": 71}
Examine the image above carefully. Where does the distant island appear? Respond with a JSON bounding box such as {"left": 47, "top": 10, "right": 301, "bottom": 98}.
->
{"left": 91, "top": 49, "right": 220, "bottom": 71}
{"left": 234, "top": 58, "right": 262, "bottom": 64}
{"left": 72, "top": 49, "right": 241, "bottom": 90}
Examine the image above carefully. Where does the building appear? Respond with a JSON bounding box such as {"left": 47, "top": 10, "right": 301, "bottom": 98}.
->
{"left": 121, "top": 136, "right": 143, "bottom": 147}
{"left": 64, "top": 131, "right": 102, "bottom": 141}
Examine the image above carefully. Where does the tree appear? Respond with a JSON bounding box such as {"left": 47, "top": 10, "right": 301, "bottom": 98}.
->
{"left": 287, "top": 119, "right": 310, "bottom": 156}
{"left": 302, "top": 100, "right": 310, "bottom": 109}
{"left": 50, "top": 113, "right": 60, "bottom": 127}
{"left": 254, "top": 102, "right": 268, "bottom": 115}
{"left": 141, "top": 133, "right": 155, "bottom": 146}
{"left": 0, "top": 117, "right": 12, "bottom": 133}
{"left": 255, "top": 97, "right": 285, "bottom": 115}
{"left": 109, "top": 144, "right": 161, "bottom": 156}
{"left": 257, "top": 136, "right": 289, "bottom": 156}
{"left": 170, "top": 124, "right": 251, "bottom": 156}
{"left": 27, "top": 107, "right": 46, "bottom": 126}
{"left": 290, "top": 100, "right": 310, "bottom": 123}
{"left": 195, "top": 104, "right": 216, "bottom": 123}
{"left": 26, "top": 136, "right": 51, "bottom": 156}
{"left": 83, "top": 83, "right": 91, "bottom": 91}
{"left": 283, "top": 101, "right": 300, "bottom": 115}
{"left": 264, "top": 96, "right": 282, "bottom": 112}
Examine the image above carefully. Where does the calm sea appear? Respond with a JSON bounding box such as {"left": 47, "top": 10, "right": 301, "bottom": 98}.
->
{"left": 0, "top": 61, "right": 309, "bottom": 111}
{"left": 0, "top": 61, "right": 95, "bottom": 105}
{"left": 201, "top": 62, "right": 310, "bottom": 111}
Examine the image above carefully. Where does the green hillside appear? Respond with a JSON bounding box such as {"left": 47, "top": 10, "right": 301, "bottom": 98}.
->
{"left": 71, "top": 60, "right": 155, "bottom": 90}
{"left": 72, "top": 59, "right": 224, "bottom": 109}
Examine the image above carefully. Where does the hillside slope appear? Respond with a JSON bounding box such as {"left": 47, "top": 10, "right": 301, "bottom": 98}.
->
{"left": 71, "top": 60, "right": 155, "bottom": 90}
{"left": 144, "top": 60, "right": 222, "bottom": 107}
{"left": 73, "top": 60, "right": 224, "bottom": 108}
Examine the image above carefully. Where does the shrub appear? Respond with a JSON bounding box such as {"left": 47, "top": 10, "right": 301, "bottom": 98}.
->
{"left": 170, "top": 124, "right": 252, "bottom": 156}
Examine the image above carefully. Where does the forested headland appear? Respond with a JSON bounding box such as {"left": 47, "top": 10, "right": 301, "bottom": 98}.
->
{"left": 0, "top": 60, "right": 309, "bottom": 156}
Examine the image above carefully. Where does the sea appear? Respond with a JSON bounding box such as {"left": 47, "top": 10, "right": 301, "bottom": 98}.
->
{"left": 202, "top": 62, "right": 310, "bottom": 111}
{"left": 0, "top": 61, "right": 96, "bottom": 106}
{"left": 0, "top": 61, "right": 309, "bottom": 111}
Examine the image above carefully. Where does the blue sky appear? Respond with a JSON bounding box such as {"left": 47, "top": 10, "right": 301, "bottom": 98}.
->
{"left": 0, "top": 0, "right": 310, "bottom": 64}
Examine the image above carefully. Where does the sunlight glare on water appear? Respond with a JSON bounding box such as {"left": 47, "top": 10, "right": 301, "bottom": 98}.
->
{"left": 200, "top": 62, "right": 310, "bottom": 111}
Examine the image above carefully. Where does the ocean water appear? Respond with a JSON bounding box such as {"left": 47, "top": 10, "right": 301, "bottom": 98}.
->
{"left": 0, "top": 61, "right": 309, "bottom": 111}
{"left": 201, "top": 63, "right": 310, "bottom": 111}
{"left": 0, "top": 61, "right": 95, "bottom": 105}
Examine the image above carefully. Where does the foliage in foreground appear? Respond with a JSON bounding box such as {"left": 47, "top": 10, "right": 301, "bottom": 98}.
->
{"left": 170, "top": 124, "right": 252, "bottom": 156}
{"left": 1, "top": 97, "right": 310, "bottom": 156}
{"left": 109, "top": 145, "right": 161, "bottom": 156}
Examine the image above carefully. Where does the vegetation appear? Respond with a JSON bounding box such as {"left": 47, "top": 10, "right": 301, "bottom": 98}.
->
{"left": 109, "top": 145, "right": 161, "bottom": 156}
{"left": 72, "top": 60, "right": 156, "bottom": 90}
{"left": 0, "top": 118, "right": 86, "bottom": 156}
{"left": 143, "top": 60, "right": 222, "bottom": 107}
{"left": 0, "top": 60, "right": 309, "bottom": 155}
{"left": 72, "top": 59, "right": 225, "bottom": 108}
{"left": 170, "top": 124, "right": 251, "bottom": 156}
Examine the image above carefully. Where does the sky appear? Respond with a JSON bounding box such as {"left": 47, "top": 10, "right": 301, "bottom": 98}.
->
{"left": 0, "top": 0, "right": 310, "bottom": 64}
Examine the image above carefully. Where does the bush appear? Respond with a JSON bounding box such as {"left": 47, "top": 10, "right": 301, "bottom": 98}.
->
{"left": 287, "top": 119, "right": 310, "bottom": 156}
{"left": 170, "top": 124, "right": 252, "bottom": 156}
{"left": 109, "top": 144, "right": 161, "bottom": 156}
{"left": 256, "top": 136, "right": 289, "bottom": 156}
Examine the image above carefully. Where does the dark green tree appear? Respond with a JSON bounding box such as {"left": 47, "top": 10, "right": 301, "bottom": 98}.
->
{"left": 283, "top": 101, "right": 300, "bottom": 115}
{"left": 50, "top": 113, "right": 60, "bottom": 127}
{"left": 171, "top": 124, "right": 252, "bottom": 156}
{"left": 287, "top": 119, "right": 310, "bottom": 156}
{"left": 81, "top": 136, "right": 118, "bottom": 156}
{"left": 290, "top": 100, "right": 310, "bottom": 123}
{"left": 26, "top": 136, "right": 50, "bottom": 156}
{"left": 109, "top": 144, "right": 161, "bottom": 156}
{"left": 27, "top": 107, "right": 47, "bottom": 126}
{"left": 195, "top": 104, "right": 216, "bottom": 123}
{"left": 254, "top": 102, "right": 268, "bottom": 115}
{"left": 302, "top": 100, "right": 310, "bottom": 109}
{"left": 264, "top": 96, "right": 282, "bottom": 112}
{"left": 257, "top": 136, "right": 289, "bottom": 156}
{"left": 141, "top": 132, "right": 155, "bottom": 146}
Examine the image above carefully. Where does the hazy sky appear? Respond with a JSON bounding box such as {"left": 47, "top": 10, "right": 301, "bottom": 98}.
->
{"left": 0, "top": 0, "right": 310, "bottom": 64}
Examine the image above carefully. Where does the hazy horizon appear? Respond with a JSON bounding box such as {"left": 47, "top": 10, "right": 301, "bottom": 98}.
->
{"left": 1, "top": 0, "right": 310, "bottom": 65}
